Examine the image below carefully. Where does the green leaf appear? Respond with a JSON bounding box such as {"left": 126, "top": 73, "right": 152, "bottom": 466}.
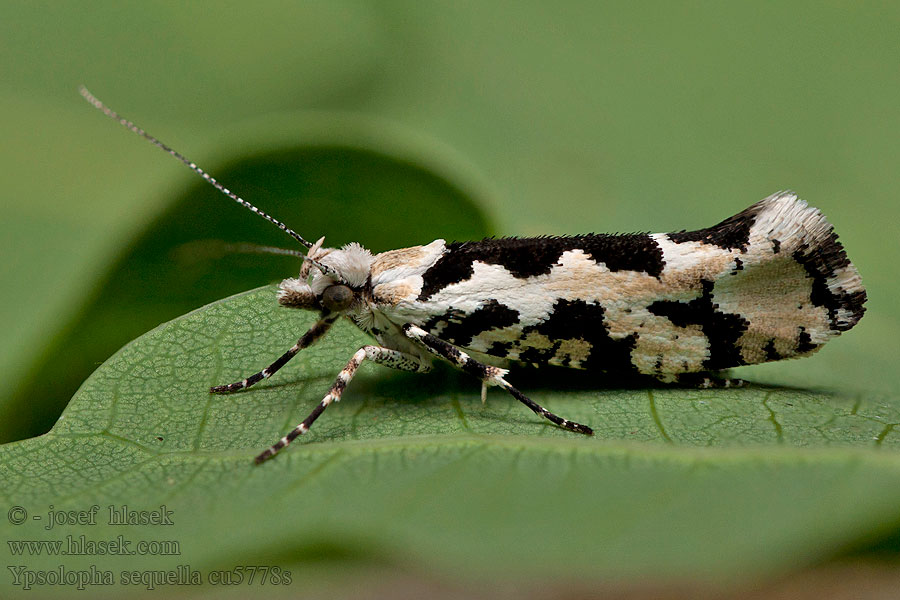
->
{"left": 3, "top": 4, "right": 899, "bottom": 596}
{"left": 3, "top": 286, "right": 899, "bottom": 596}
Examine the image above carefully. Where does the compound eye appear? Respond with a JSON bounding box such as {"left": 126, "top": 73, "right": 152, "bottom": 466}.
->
{"left": 322, "top": 284, "right": 354, "bottom": 312}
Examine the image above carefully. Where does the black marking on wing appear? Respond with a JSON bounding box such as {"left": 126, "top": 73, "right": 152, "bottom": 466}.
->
{"left": 647, "top": 280, "right": 750, "bottom": 370}
{"left": 422, "top": 307, "right": 465, "bottom": 336}
{"left": 424, "top": 300, "right": 520, "bottom": 347}
{"left": 667, "top": 202, "right": 763, "bottom": 251}
{"left": 792, "top": 237, "right": 865, "bottom": 332}
{"left": 511, "top": 299, "right": 638, "bottom": 374}
{"left": 418, "top": 234, "right": 664, "bottom": 301}
{"left": 488, "top": 341, "right": 514, "bottom": 356}
{"left": 796, "top": 327, "right": 818, "bottom": 354}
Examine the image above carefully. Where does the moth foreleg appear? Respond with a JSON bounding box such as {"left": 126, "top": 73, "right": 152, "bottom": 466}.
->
{"left": 401, "top": 324, "right": 593, "bottom": 436}
{"left": 210, "top": 315, "right": 336, "bottom": 394}
{"left": 254, "top": 345, "right": 426, "bottom": 464}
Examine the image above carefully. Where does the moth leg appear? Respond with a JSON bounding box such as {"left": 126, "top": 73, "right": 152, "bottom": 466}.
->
{"left": 663, "top": 373, "right": 747, "bottom": 389}
{"left": 210, "top": 315, "right": 337, "bottom": 394}
{"left": 364, "top": 346, "right": 432, "bottom": 373}
{"left": 255, "top": 345, "right": 427, "bottom": 464}
{"left": 402, "top": 324, "right": 593, "bottom": 435}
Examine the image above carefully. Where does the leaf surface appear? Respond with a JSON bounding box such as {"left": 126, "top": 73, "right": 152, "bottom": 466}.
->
{"left": 3, "top": 287, "right": 899, "bottom": 597}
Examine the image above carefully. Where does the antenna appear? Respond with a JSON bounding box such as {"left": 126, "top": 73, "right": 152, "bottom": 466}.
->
{"left": 78, "top": 86, "right": 314, "bottom": 250}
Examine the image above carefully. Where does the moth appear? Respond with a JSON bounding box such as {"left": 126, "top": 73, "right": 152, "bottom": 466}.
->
{"left": 81, "top": 87, "right": 867, "bottom": 464}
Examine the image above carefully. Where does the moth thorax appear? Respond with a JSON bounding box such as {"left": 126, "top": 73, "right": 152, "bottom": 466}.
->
{"left": 314, "top": 242, "right": 373, "bottom": 291}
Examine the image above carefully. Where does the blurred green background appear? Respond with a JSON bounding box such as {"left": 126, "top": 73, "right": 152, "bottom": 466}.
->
{"left": 1, "top": 1, "right": 899, "bottom": 597}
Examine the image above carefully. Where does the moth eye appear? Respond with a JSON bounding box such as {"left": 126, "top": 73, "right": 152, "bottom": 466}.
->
{"left": 322, "top": 284, "right": 354, "bottom": 312}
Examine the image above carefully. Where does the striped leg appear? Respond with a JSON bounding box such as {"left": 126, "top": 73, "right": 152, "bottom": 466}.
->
{"left": 210, "top": 316, "right": 336, "bottom": 394}
{"left": 402, "top": 324, "right": 593, "bottom": 435}
{"left": 255, "top": 345, "right": 428, "bottom": 463}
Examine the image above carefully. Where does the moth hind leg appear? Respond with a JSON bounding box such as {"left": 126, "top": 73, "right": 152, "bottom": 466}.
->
{"left": 402, "top": 324, "right": 593, "bottom": 435}
{"left": 501, "top": 380, "right": 593, "bottom": 435}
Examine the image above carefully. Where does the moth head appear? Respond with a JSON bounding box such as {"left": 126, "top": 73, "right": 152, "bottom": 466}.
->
{"left": 78, "top": 88, "right": 377, "bottom": 317}
{"left": 278, "top": 241, "right": 374, "bottom": 314}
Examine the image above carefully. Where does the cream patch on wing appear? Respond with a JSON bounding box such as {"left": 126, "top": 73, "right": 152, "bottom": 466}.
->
{"left": 554, "top": 338, "right": 593, "bottom": 368}
{"left": 371, "top": 239, "right": 446, "bottom": 283}
{"left": 545, "top": 245, "right": 719, "bottom": 373}
{"left": 712, "top": 248, "right": 831, "bottom": 362}
{"left": 372, "top": 281, "right": 419, "bottom": 305}
{"left": 424, "top": 261, "right": 559, "bottom": 322}
{"left": 745, "top": 194, "right": 863, "bottom": 335}
{"left": 651, "top": 234, "right": 738, "bottom": 287}
{"left": 629, "top": 323, "right": 709, "bottom": 374}
{"left": 712, "top": 205, "right": 835, "bottom": 360}
{"left": 372, "top": 240, "right": 447, "bottom": 307}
